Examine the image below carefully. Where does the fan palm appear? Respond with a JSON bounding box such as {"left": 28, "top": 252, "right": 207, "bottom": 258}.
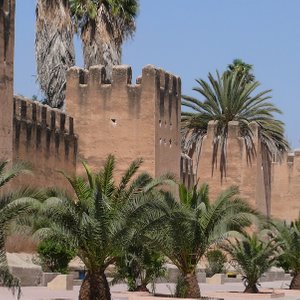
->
{"left": 273, "top": 217, "right": 300, "bottom": 289}
{"left": 69, "top": 0, "right": 138, "bottom": 79}
{"left": 122, "top": 183, "right": 258, "bottom": 298}
{"left": 36, "top": 0, "right": 75, "bottom": 108}
{"left": 226, "top": 58, "right": 255, "bottom": 84}
{"left": 0, "top": 161, "right": 39, "bottom": 299}
{"left": 223, "top": 231, "right": 279, "bottom": 293}
{"left": 37, "top": 155, "right": 173, "bottom": 300}
{"left": 182, "top": 71, "right": 289, "bottom": 214}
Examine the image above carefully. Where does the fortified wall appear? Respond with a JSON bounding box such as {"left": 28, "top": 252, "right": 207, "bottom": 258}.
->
{"left": 1, "top": 2, "right": 300, "bottom": 222}
{"left": 65, "top": 64, "right": 181, "bottom": 179}
{"left": 12, "top": 96, "right": 77, "bottom": 189}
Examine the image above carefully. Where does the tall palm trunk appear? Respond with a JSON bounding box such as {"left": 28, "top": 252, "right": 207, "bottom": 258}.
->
{"left": 290, "top": 272, "right": 300, "bottom": 290}
{"left": 35, "top": 0, "right": 75, "bottom": 109}
{"left": 182, "top": 272, "right": 201, "bottom": 298}
{"left": 79, "top": 270, "right": 111, "bottom": 300}
{"left": 81, "top": 4, "right": 121, "bottom": 80}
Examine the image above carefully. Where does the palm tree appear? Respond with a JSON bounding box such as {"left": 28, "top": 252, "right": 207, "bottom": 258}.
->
{"left": 123, "top": 183, "right": 257, "bottom": 298}
{"left": 226, "top": 58, "right": 255, "bottom": 84}
{"left": 223, "top": 231, "right": 279, "bottom": 293}
{"left": 273, "top": 217, "right": 300, "bottom": 289}
{"left": 182, "top": 71, "right": 289, "bottom": 214}
{"left": 0, "top": 161, "right": 38, "bottom": 299}
{"left": 35, "top": 0, "right": 75, "bottom": 108}
{"left": 37, "top": 155, "right": 173, "bottom": 300}
{"left": 69, "top": 0, "right": 138, "bottom": 79}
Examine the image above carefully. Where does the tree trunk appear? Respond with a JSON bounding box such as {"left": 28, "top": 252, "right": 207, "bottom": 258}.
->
{"left": 183, "top": 272, "right": 201, "bottom": 298}
{"left": 244, "top": 283, "right": 259, "bottom": 293}
{"left": 81, "top": 4, "right": 121, "bottom": 81}
{"left": 79, "top": 270, "right": 111, "bottom": 300}
{"left": 290, "top": 272, "right": 300, "bottom": 290}
{"left": 135, "top": 284, "right": 149, "bottom": 292}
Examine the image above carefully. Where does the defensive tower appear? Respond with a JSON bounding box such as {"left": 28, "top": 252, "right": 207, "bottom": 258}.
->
{"left": 66, "top": 64, "right": 181, "bottom": 179}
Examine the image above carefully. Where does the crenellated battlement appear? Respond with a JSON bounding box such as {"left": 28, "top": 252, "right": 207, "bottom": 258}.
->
{"left": 12, "top": 96, "right": 77, "bottom": 190}
{"left": 14, "top": 96, "right": 74, "bottom": 135}
{"left": 67, "top": 65, "right": 180, "bottom": 93}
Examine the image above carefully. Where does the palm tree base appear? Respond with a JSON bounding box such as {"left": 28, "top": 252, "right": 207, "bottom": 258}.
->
{"left": 244, "top": 284, "right": 259, "bottom": 293}
{"left": 79, "top": 270, "right": 111, "bottom": 300}
{"left": 290, "top": 273, "right": 300, "bottom": 290}
{"left": 183, "top": 273, "right": 201, "bottom": 298}
{"left": 135, "top": 285, "right": 149, "bottom": 292}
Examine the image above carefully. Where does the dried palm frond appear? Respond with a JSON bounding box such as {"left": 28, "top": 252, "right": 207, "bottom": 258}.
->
{"left": 36, "top": 0, "right": 75, "bottom": 108}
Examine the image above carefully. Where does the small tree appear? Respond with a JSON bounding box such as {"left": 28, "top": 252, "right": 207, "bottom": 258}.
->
{"left": 273, "top": 217, "right": 300, "bottom": 289}
{"left": 37, "top": 239, "right": 76, "bottom": 273}
{"left": 223, "top": 231, "right": 279, "bottom": 293}
{"left": 113, "top": 243, "right": 166, "bottom": 292}
{"left": 206, "top": 249, "right": 227, "bottom": 277}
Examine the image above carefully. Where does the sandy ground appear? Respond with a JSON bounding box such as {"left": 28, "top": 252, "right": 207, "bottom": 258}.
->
{"left": 1, "top": 280, "right": 300, "bottom": 300}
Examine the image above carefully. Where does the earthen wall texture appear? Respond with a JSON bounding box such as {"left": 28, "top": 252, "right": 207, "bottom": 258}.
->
{"left": 12, "top": 96, "right": 77, "bottom": 190}
{"left": 193, "top": 121, "right": 268, "bottom": 216}
{"left": 66, "top": 65, "right": 181, "bottom": 180}
{"left": 271, "top": 152, "right": 300, "bottom": 221}
{"left": 0, "top": 0, "right": 14, "bottom": 161}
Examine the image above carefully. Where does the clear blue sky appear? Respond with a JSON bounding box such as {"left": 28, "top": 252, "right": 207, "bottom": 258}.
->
{"left": 15, "top": 0, "right": 300, "bottom": 148}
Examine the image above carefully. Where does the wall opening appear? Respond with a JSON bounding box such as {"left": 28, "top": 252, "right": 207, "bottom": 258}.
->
{"left": 111, "top": 118, "right": 117, "bottom": 126}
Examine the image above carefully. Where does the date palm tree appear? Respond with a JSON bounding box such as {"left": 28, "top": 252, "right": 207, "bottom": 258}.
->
{"left": 121, "top": 183, "right": 258, "bottom": 298}
{"left": 69, "top": 0, "right": 138, "bottom": 79}
{"left": 37, "top": 155, "right": 173, "bottom": 300}
{"left": 273, "top": 217, "right": 300, "bottom": 289}
{"left": 0, "top": 161, "right": 38, "bottom": 299}
{"left": 182, "top": 71, "right": 289, "bottom": 215}
{"left": 35, "top": 0, "right": 75, "bottom": 108}
{"left": 223, "top": 231, "right": 279, "bottom": 293}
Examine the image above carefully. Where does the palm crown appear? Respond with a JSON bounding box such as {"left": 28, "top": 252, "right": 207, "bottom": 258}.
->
{"left": 38, "top": 155, "right": 173, "bottom": 300}
{"left": 223, "top": 231, "right": 279, "bottom": 293}
{"left": 182, "top": 71, "right": 289, "bottom": 180}
{"left": 0, "top": 161, "right": 38, "bottom": 299}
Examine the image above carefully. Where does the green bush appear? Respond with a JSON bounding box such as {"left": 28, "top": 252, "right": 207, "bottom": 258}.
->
{"left": 206, "top": 249, "right": 227, "bottom": 277}
{"left": 37, "top": 239, "right": 76, "bottom": 274}
{"left": 113, "top": 244, "right": 166, "bottom": 292}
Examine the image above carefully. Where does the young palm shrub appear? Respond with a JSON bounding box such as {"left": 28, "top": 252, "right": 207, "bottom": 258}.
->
{"left": 273, "top": 217, "right": 300, "bottom": 289}
{"left": 37, "top": 155, "right": 173, "bottom": 300}
{"left": 223, "top": 231, "right": 279, "bottom": 293}
{"left": 121, "top": 183, "right": 257, "bottom": 298}
{"left": 205, "top": 249, "right": 227, "bottom": 277}
{"left": 112, "top": 243, "right": 166, "bottom": 292}
{"left": 0, "top": 161, "right": 39, "bottom": 299}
